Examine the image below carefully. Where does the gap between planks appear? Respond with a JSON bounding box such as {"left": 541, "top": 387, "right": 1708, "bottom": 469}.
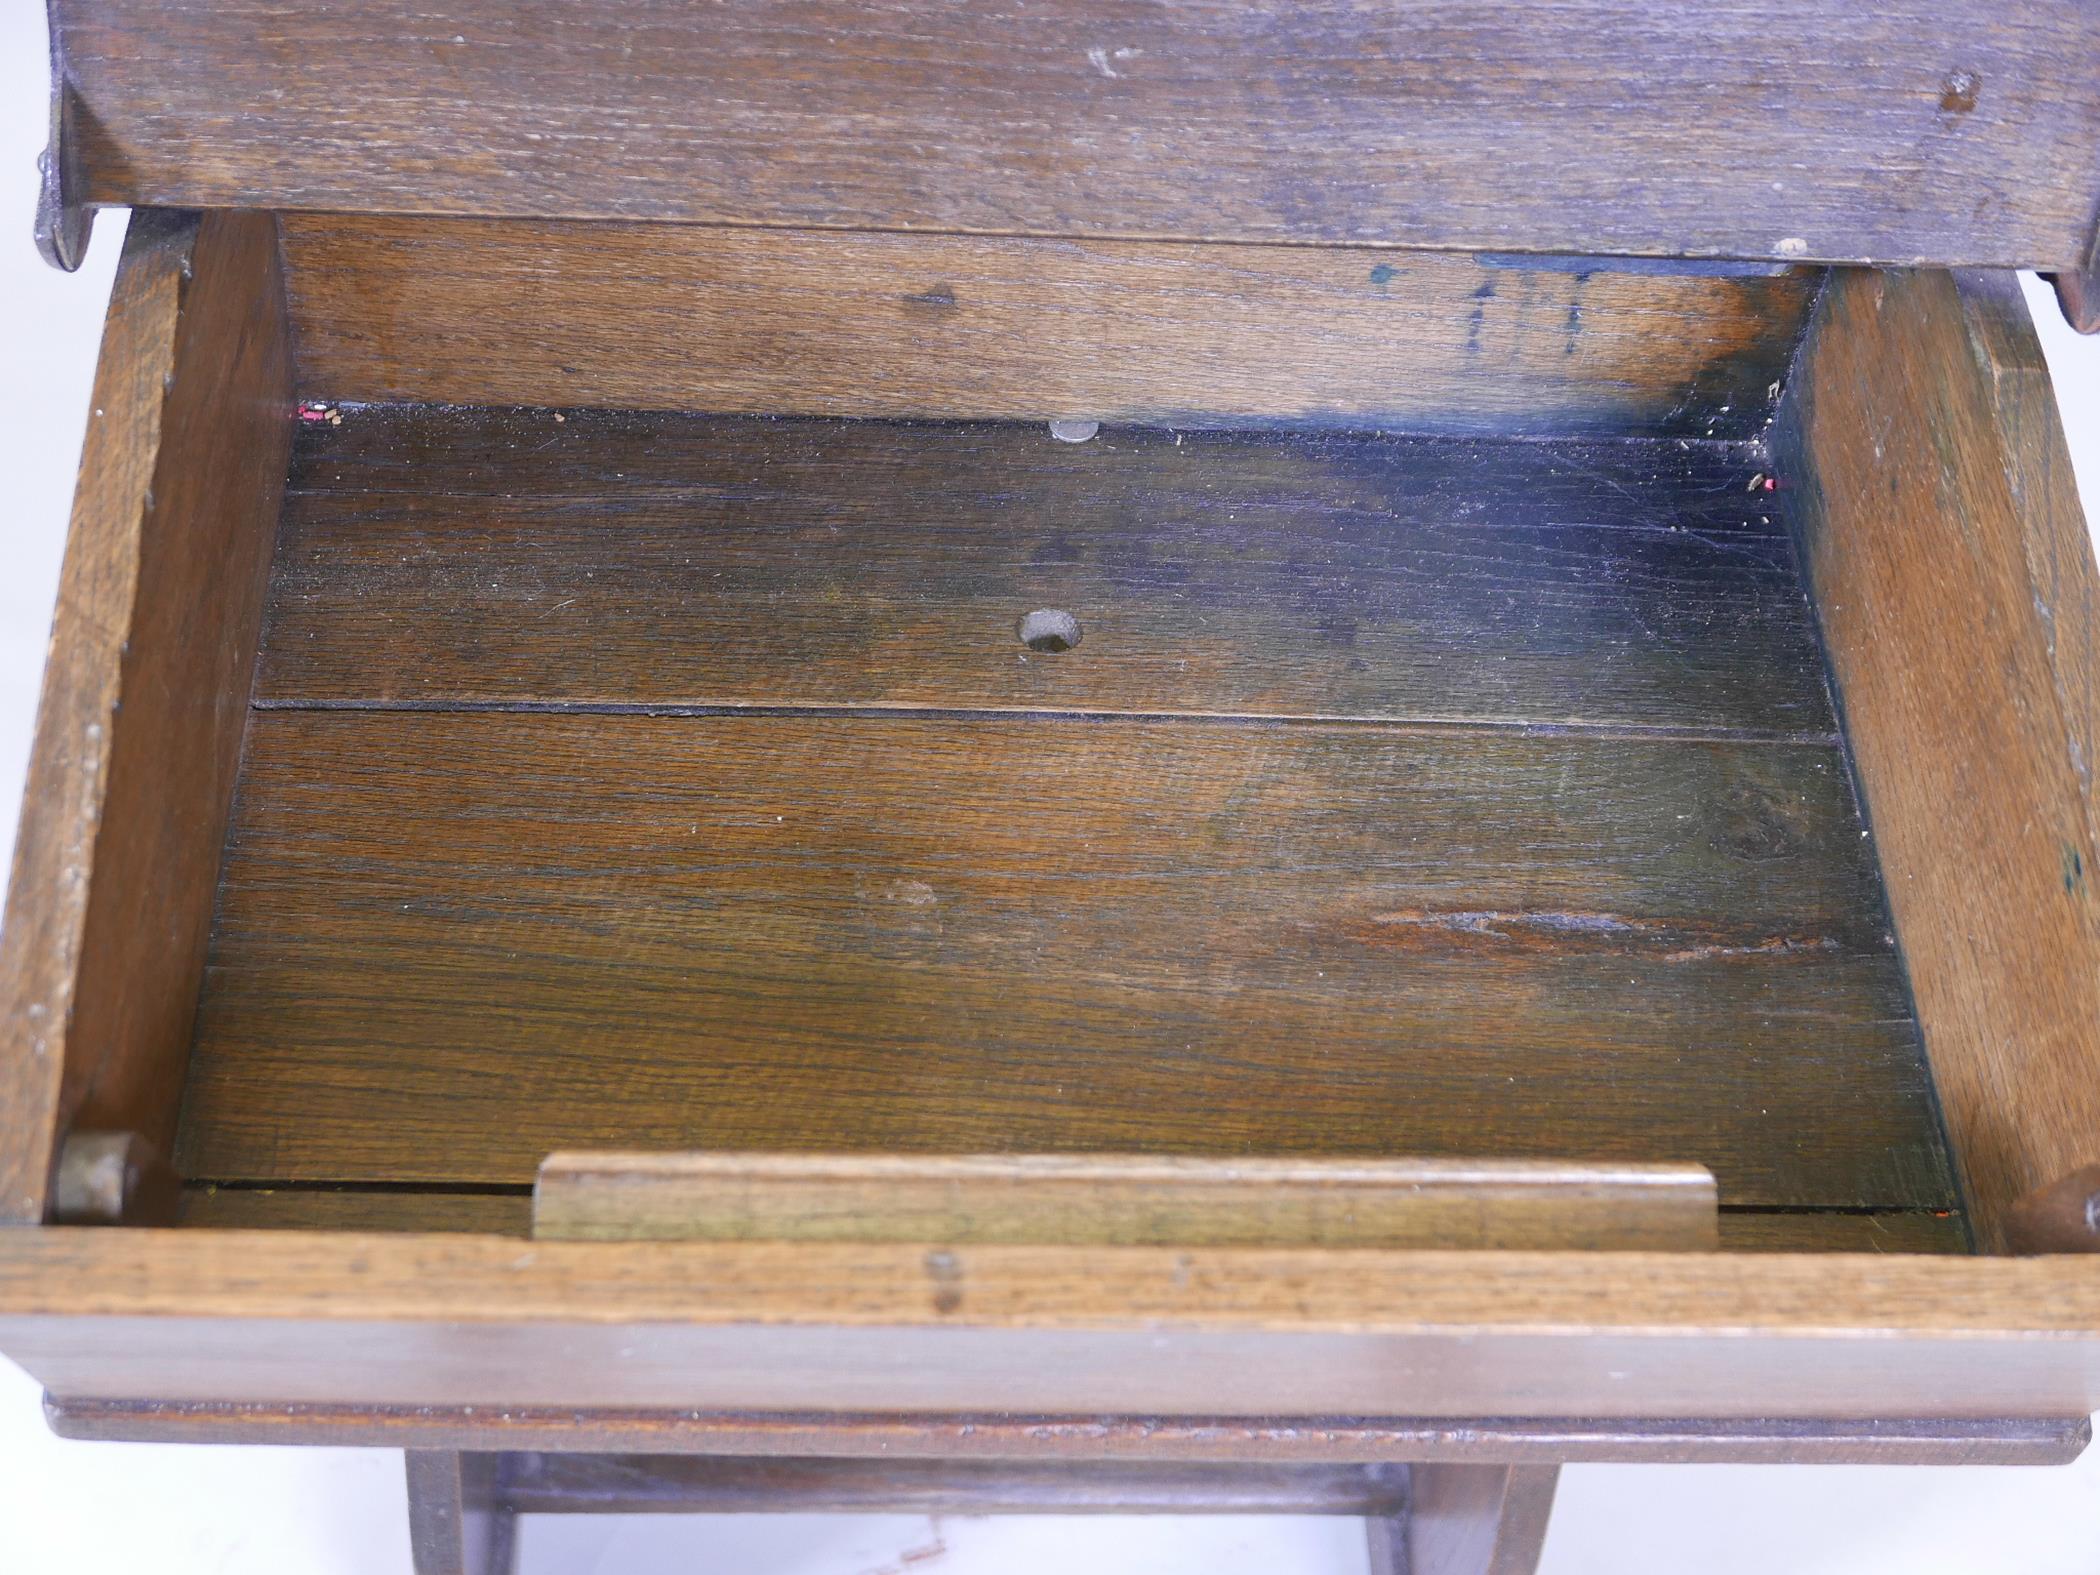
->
{"left": 243, "top": 699, "right": 1842, "bottom": 749}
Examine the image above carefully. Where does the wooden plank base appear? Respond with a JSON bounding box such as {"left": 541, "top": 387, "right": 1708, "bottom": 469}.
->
{"left": 174, "top": 409, "right": 1955, "bottom": 1234}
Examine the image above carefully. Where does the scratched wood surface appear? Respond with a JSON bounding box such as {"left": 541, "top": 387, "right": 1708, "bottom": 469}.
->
{"left": 256, "top": 410, "right": 1832, "bottom": 730}
{"left": 54, "top": 1, "right": 2100, "bottom": 270}
{"left": 277, "top": 216, "right": 1818, "bottom": 438}
{"left": 175, "top": 413, "right": 1953, "bottom": 1222}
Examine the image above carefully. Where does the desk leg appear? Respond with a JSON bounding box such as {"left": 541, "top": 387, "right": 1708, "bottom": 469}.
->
{"left": 406, "top": 1451, "right": 515, "bottom": 1575}
{"left": 1370, "top": 1464, "right": 1560, "bottom": 1575}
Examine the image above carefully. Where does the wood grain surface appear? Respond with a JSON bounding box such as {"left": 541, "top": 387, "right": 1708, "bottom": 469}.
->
{"left": 1776, "top": 268, "right": 2100, "bottom": 1251}
{"left": 0, "top": 209, "right": 290, "bottom": 1223}
{"left": 55, "top": 1, "right": 2100, "bottom": 268}
{"left": 531, "top": 1152, "right": 1721, "bottom": 1251}
{"left": 7, "top": 1230, "right": 2100, "bottom": 1419}
{"left": 278, "top": 216, "right": 1817, "bottom": 438}
{"left": 256, "top": 411, "right": 1834, "bottom": 733}
{"left": 174, "top": 710, "right": 1947, "bottom": 1209}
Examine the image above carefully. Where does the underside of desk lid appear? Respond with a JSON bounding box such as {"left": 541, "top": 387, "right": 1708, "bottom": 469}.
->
{"left": 34, "top": 0, "right": 2100, "bottom": 323}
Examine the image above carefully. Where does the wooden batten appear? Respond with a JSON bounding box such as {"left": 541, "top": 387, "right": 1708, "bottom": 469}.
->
{"left": 278, "top": 216, "right": 1816, "bottom": 437}
{"left": 1773, "top": 267, "right": 2100, "bottom": 1252}
{"left": 531, "top": 1152, "right": 1722, "bottom": 1252}
{"left": 0, "top": 209, "right": 291, "bottom": 1224}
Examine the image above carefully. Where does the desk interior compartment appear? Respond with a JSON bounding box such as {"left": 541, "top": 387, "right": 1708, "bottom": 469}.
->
{"left": 27, "top": 210, "right": 2098, "bottom": 1266}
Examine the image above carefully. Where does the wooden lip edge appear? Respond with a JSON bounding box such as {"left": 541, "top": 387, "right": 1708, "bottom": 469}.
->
{"left": 42, "top": 1397, "right": 2091, "bottom": 1466}
{"left": 11, "top": 1232, "right": 2100, "bottom": 1332}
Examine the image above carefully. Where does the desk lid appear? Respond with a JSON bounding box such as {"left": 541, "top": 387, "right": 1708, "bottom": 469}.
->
{"left": 36, "top": 0, "right": 2100, "bottom": 327}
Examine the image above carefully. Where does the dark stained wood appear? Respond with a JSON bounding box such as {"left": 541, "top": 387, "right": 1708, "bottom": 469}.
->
{"left": 47, "top": 1396, "right": 2091, "bottom": 1467}
{"left": 258, "top": 412, "right": 1835, "bottom": 735}
{"left": 501, "top": 1453, "right": 1408, "bottom": 1515}
{"left": 406, "top": 1452, "right": 512, "bottom": 1575}
{"left": 55, "top": 1, "right": 2100, "bottom": 269}
{"left": 532, "top": 1152, "right": 1720, "bottom": 1252}
{"left": 1774, "top": 268, "right": 2100, "bottom": 1251}
{"left": 0, "top": 208, "right": 291, "bottom": 1224}
{"left": 277, "top": 217, "right": 1818, "bottom": 438}
{"left": 1399, "top": 1465, "right": 1560, "bottom": 1575}
{"left": 10, "top": 1231, "right": 2100, "bottom": 1419}
{"left": 2007, "top": 1166, "right": 2100, "bottom": 1254}
{"left": 181, "top": 1186, "right": 1963, "bottom": 1254}
{"left": 179, "top": 1186, "right": 534, "bottom": 1234}
{"left": 175, "top": 711, "right": 1948, "bottom": 1210}
{"left": 1716, "top": 1210, "right": 1970, "bottom": 1255}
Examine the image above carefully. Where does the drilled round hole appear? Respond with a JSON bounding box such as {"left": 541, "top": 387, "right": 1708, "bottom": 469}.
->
{"left": 1018, "top": 608, "right": 1083, "bottom": 653}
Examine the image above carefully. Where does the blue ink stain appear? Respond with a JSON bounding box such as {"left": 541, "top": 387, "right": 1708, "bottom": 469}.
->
{"left": 1465, "top": 278, "right": 1495, "bottom": 353}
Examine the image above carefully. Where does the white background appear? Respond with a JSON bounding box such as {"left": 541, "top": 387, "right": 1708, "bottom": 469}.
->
{"left": 4, "top": 6, "right": 2100, "bottom": 1570}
